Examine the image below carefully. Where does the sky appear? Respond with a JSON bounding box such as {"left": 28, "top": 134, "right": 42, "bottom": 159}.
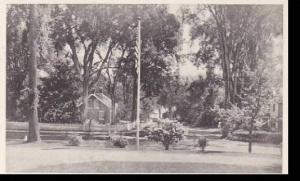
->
{"left": 168, "top": 4, "right": 207, "bottom": 80}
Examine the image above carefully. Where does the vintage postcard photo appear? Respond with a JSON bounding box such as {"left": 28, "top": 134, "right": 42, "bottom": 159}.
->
{"left": 0, "top": 0, "right": 288, "bottom": 174}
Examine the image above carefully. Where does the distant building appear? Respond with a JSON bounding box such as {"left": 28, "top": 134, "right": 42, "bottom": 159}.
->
{"left": 79, "top": 93, "right": 117, "bottom": 124}
{"left": 268, "top": 101, "right": 283, "bottom": 132}
{"left": 149, "top": 108, "right": 161, "bottom": 120}
{"left": 149, "top": 106, "right": 169, "bottom": 120}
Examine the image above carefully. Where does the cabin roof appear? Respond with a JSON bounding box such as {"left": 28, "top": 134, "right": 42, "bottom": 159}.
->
{"left": 78, "top": 93, "right": 112, "bottom": 108}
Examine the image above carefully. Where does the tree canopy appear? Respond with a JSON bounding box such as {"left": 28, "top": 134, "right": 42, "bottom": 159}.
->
{"left": 6, "top": 4, "right": 283, "bottom": 141}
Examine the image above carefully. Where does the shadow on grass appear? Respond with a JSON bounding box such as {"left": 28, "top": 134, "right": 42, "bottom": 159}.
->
{"left": 197, "top": 150, "right": 225, "bottom": 154}
{"left": 6, "top": 140, "right": 43, "bottom": 145}
{"left": 6, "top": 140, "right": 26, "bottom": 145}
{"left": 42, "top": 147, "right": 71, "bottom": 150}
{"left": 23, "top": 161, "right": 282, "bottom": 173}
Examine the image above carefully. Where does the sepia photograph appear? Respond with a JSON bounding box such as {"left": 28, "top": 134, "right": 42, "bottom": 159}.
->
{"left": 2, "top": 0, "right": 288, "bottom": 174}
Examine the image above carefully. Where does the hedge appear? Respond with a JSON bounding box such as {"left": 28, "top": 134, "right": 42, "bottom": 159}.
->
{"left": 228, "top": 130, "right": 282, "bottom": 144}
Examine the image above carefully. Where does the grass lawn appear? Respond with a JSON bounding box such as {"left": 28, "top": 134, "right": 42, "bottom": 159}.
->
{"left": 6, "top": 139, "right": 282, "bottom": 173}
{"left": 6, "top": 121, "right": 282, "bottom": 173}
{"left": 23, "top": 161, "right": 281, "bottom": 173}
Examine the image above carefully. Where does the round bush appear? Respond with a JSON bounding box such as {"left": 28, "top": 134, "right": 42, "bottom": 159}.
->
{"left": 198, "top": 136, "right": 207, "bottom": 152}
{"left": 145, "top": 120, "right": 184, "bottom": 150}
{"left": 68, "top": 135, "right": 83, "bottom": 146}
{"left": 111, "top": 137, "right": 129, "bottom": 148}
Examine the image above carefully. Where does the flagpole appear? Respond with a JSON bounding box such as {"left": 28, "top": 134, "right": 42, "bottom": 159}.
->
{"left": 136, "top": 16, "right": 141, "bottom": 150}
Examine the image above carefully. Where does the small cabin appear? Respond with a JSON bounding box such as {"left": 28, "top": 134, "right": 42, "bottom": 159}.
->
{"left": 79, "top": 93, "right": 116, "bottom": 124}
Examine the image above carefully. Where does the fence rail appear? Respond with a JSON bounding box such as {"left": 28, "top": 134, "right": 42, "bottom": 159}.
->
{"left": 6, "top": 121, "right": 222, "bottom": 141}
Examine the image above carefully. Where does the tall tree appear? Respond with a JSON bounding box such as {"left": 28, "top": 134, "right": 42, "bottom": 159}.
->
{"left": 187, "top": 5, "right": 282, "bottom": 109}
{"left": 130, "top": 5, "right": 181, "bottom": 121}
{"left": 50, "top": 5, "right": 125, "bottom": 121}
{"left": 7, "top": 4, "right": 55, "bottom": 123}
{"left": 6, "top": 5, "right": 30, "bottom": 121}
{"left": 50, "top": 5, "right": 180, "bottom": 123}
{"left": 157, "top": 74, "right": 184, "bottom": 119}
{"left": 27, "top": 4, "right": 40, "bottom": 142}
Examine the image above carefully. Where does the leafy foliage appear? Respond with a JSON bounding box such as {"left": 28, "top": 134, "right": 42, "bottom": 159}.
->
{"left": 145, "top": 120, "right": 184, "bottom": 150}
{"left": 197, "top": 136, "right": 207, "bottom": 152}
{"left": 170, "top": 76, "right": 221, "bottom": 127}
{"left": 212, "top": 105, "right": 249, "bottom": 137}
{"left": 49, "top": 4, "right": 181, "bottom": 122}
{"left": 6, "top": 5, "right": 58, "bottom": 123}
{"left": 212, "top": 57, "right": 278, "bottom": 138}
{"left": 6, "top": 5, "right": 30, "bottom": 121}
{"left": 6, "top": 4, "right": 283, "bottom": 147}
{"left": 68, "top": 135, "right": 83, "bottom": 146}
{"left": 186, "top": 5, "right": 282, "bottom": 108}
{"left": 39, "top": 61, "right": 81, "bottom": 123}
{"left": 111, "top": 136, "right": 129, "bottom": 148}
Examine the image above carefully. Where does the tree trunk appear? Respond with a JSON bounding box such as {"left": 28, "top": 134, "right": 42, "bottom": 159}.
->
{"left": 168, "top": 106, "right": 173, "bottom": 119}
{"left": 248, "top": 118, "right": 254, "bottom": 153}
{"left": 27, "top": 4, "right": 40, "bottom": 142}
{"left": 82, "top": 76, "right": 89, "bottom": 122}
{"left": 111, "top": 94, "right": 116, "bottom": 124}
{"left": 110, "top": 77, "right": 119, "bottom": 124}
{"left": 217, "top": 27, "right": 231, "bottom": 109}
{"left": 233, "top": 72, "right": 238, "bottom": 104}
{"left": 225, "top": 51, "right": 231, "bottom": 108}
{"left": 87, "top": 118, "right": 92, "bottom": 139}
{"left": 158, "top": 106, "right": 162, "bottom": 119}
{"left": 69, "top": 41, "right": 81, "bottom": 74}
{"left": 222, "top": 55, "right": 231, "bottom": 109}
{"left": 164, "top": 144, "right": 169, "bottom": 150}
{"left": 211, "top": 7, "right": 231, "bottom": 109}
{"left": 122, "top": 78, "right": 128, "bottom": 104}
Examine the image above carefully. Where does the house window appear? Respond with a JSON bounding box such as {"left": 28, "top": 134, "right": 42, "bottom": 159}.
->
{"left": 273, "top": 104, "right": 276, "bottom": 112}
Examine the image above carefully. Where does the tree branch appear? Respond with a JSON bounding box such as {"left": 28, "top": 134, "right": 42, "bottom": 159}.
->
{"left": 89, "top": 41, "right": 117, "bottom": 88}
{"left": 67, "top": 38, "right": 82, "bottom": 75}
{"left": 75, "top": 28, "right": 87, "bottom": 51}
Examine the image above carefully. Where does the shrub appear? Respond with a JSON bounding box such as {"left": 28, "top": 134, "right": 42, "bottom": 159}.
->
{"left": 111, "top": 136, "right": 129, "bottom": 148}
{"left": 212, "top": 105, "right": 251, "bottom": 138}
{"left": 197, "top": 136, "right": 207, "bottom": 152}
{"left": 145, "top": 120, "right": 184, "bottom": 150}
{"left": 39, "top": 62, "right": 81, "bottom": 124}
{"left": 68, "top": 135, "right": 83, "bottom": 146}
